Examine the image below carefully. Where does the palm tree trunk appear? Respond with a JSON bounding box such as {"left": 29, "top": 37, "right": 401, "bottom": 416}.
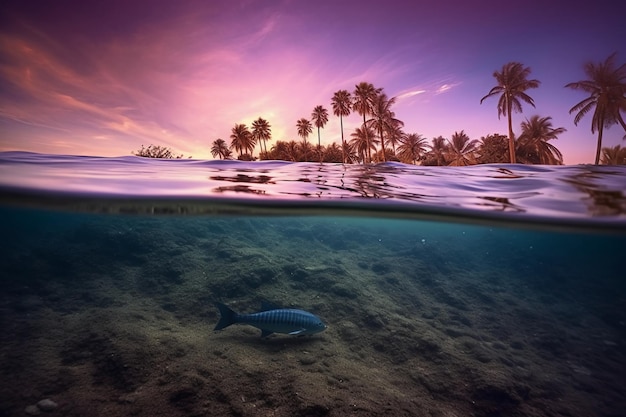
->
{"left": 507, "top": 95, "right": 516, "bottom": 164}
{"left": 317, "top": 127, "right": 322, "bottom": 162}
{"left": 363, "top": 114, "right": 370, "bottom": 163}
{"left": 595, "top": 123, "right": 604, "bottom": 165}
{"left": 379, "top": 126, "right": 386, "bottom": 162}
{"left": 340, "top": 115, "right": 345, "bottom": 164}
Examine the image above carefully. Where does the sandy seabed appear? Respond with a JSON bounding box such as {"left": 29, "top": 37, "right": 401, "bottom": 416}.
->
{"left": 0, "top": 214, "right": 624, "bottom": 417}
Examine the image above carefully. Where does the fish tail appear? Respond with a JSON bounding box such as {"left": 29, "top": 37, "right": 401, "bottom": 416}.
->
{"left": 214, "top": 302, "right": 238, "bottom": 331}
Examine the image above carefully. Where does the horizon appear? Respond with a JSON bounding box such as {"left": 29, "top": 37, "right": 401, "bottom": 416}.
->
{"left": 1, "top": 0, "right": 625, "bottom": 164}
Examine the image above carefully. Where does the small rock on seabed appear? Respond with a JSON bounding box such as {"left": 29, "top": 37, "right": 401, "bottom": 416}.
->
{"left": 25, "top": 398, "right": 58, "bottom": 415}
{"left": 24, "top": 405, "right": 40, "bottom": 416}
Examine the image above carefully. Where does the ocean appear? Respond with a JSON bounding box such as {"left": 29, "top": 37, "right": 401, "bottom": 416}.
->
{"left": 0, "top": 151, "right": 625, "bottom": 417}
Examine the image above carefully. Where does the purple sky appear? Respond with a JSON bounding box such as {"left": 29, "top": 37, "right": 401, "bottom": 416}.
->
{"left": 1, "top": 0, "right": 624, "bottom": 163}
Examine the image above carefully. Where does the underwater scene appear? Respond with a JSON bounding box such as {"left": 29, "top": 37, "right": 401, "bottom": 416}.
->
{"left": 1, "top": 153, "right": 625, "bottom": 417}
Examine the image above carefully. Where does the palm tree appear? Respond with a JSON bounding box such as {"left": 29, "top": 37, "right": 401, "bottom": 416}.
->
{"left": 565, "top": 53, "right": 626, "bottom": 165}
{"left": 480, "top": 62, "right": 541, "bottom": 164}
{"left": 211, "top": 138, "right": 231, "bottom": 160}
{"left": 296, "top": 118, "right": 313, "bottom": 161}
{"left": 446, "top": 130, "right": 478, "bottom": 166}
{"left": 385, "top": 118, "right": 405, "bottom": 154}
{"left": 397, "top": 133, "right": 428, "bottom": 165}
{"left": 311, "top": 105, "right": 329, "bottom": 162}
{"left": 349, "top": 126, "right": 378, "bottom": 164}
{"left": 299, "top": 140, "right": 315, "bottom": 162}
{"left": 285, "top": 140, "right": 301, "bottom": 162}
{"left": 516, "top": 115, "right": 565, "bottom": 165}
{"left": 331, "top": 90, "right": 352, "bottom": 163}
{"left": 322, "top": 143, "right": 343, "bottom": 163}
{"left": 353, "top": 82, "right": 382, "bottom": 163}
{"left": 229, "top": 123, "right": 255, "bottom": 159}
{"left": 600, "top": 145, "right": 626, "bottom": 165}
{"left": 342, "top": 141, "right": 358, "bottom": 164}
{"left": 372, "top": 148, "right": 397, "bottom": 163}
{"left": 269, "top": 140, "right": 288, "bottom": 160}
{"left": 270, "top": 140, "right": 300, "bottom": 161}
{"left": 422, "top": 136, "right": 449, "bottom": 166}
{"left": 252, "top": 118, "right": 271, "bottom": 158}
{"left": 367, "top": 93, "right": 403, "bottom": 162}
{"left": 477, "top": 134, "right": 509, "bottom": 164}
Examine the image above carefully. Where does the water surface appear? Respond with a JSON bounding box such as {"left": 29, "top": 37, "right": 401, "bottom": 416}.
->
{"left": 2, "top": 151, "right": 625, "bottom": 230}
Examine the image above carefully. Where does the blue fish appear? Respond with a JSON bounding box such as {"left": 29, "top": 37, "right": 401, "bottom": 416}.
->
{"left": 214, "top": 301, "right": 327, "bottom": 338}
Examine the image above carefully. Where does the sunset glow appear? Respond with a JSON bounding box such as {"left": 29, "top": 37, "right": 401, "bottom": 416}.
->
{"left": 1, "top": 0, "right": 624, "bottom": 163}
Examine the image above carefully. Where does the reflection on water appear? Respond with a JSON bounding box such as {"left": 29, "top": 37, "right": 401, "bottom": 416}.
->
{"left": 0, "top": 152, "right": 625, "bottom": 227}
{"left": 560, "top": 169, "right": 626, "bottom": 216}
{"left": 583, "top": 189, "right": 625, "bottom": 216}
{"left": 476, "top": 196, "right": 525, "bottom": 212}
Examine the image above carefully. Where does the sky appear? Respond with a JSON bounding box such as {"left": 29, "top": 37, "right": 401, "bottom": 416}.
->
{"left": 0, "top": 0, "right": 624, "bottom": 164}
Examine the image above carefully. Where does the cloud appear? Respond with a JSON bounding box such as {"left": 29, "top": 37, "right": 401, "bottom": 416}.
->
{"left": 396, "top": 89, "right": 426, "bottom": 100}
{"left": 435, "top": 82, "right": 460, "bottom": 94}
{"left": 248, "top": 12, "right": 280, "bottom": 45}
{"left": 0, "top": 15, "right": 243, "bottom": 156}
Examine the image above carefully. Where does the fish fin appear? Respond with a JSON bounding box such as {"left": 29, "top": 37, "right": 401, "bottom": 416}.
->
{"left": 214, "top": 302, "right": 238, "bottom": 331}
{"left": 288, "top": 329, "right": 306, "bottom": 335}
{"left": 261, "top": 329, "right": 274, "bottom": 338}
{"left": 260, "top": 300, "right": 281, "bottom": 311}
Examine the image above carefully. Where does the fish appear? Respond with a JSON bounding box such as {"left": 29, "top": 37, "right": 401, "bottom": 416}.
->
{"left": 213, "top": 301, "right": 327, "bottom": 338}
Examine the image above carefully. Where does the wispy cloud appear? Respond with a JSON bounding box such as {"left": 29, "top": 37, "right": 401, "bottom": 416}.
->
{"left": 435, "top": 82, "right": 460, "bottom": 94}
{"left": 1, "top": 29, "right": 172, "bottom": 130}
{"left": 396, "top": 89, "right": 426, "bottom": 100}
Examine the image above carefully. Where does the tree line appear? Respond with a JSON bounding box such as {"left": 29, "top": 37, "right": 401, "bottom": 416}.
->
{"left": 135, "top": 53, "right": 626, "bottom": 165}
